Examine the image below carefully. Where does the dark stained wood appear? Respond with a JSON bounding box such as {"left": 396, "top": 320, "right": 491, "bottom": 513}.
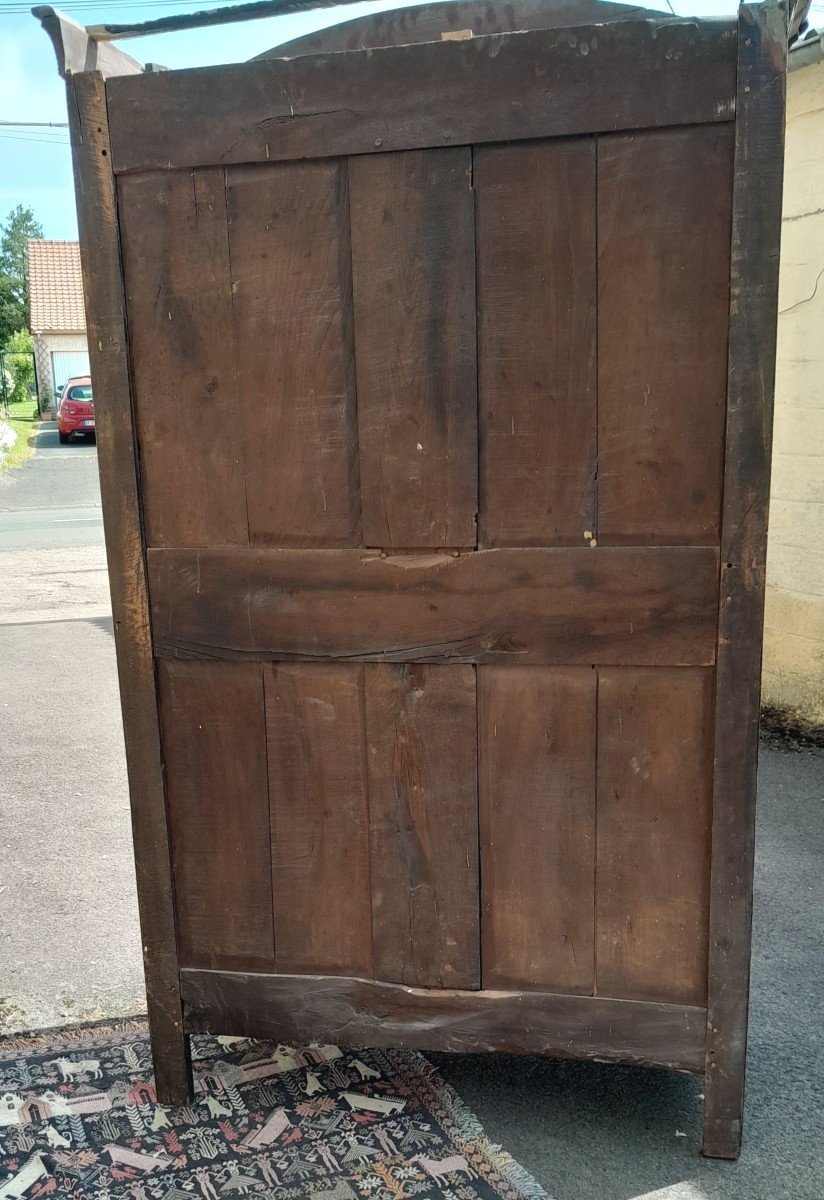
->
{"left": 54, "top": 0, "right": 788, "bottom": 1156}
{"left": 66, "top": 73, "right": 192, "bottom": 1106}
{"left": 597, "top": 123, "right": 734, "bottom": 544}
{"left": 479, "top": 667, "right": 596, "bottom": 993}
{"left": 365, "top": 664, "right": 479, "bottom": 988}
{"left": 148, "top": 545, "right": 720, "bottom": 666}
{"left": 226, "top": 160, "right": 360, "bottom": 547}
{"left": 703, "top": 2, "right": 789, "bottom": 1162}
{"left": 261, "top": 0, "right": 649, "bottom": 58}
{"left": 596, "top": 668, "right": 714, "bottom": 1006}
{"left": 181, "top": 969, "right": 708, "bottom": 1072}
{"left": 158, "top": 660, "right": 275, "bottom": 973}
{"left": 118, "top": 168, "right": 248, "bottom": 548}
{"left": 349, "top": 149, "right": 477, "bottom": 548}
{"left": 475, "top": 140, "right": 597, "bottom": 547}
{"left": 265, "top": 663, "right": 372, "bottom": 976}
{"left": 105, "top": 20, "right": 737, "bottom": 174}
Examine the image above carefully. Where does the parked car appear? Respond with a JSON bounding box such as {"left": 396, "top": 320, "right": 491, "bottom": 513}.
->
{"left": 57, "top": 376, "right": 94, "bottom": 443}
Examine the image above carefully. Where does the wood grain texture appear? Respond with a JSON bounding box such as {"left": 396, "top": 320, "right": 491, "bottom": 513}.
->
{"left": 118, "top": 168, "right": 248, "bottom": 548}
{"left": 596, "top": 668, "right": 714, "bottom": 1006}
{"left": 106, "top": 20, "right": 737, "bottom": 173}
{"left": 365, "top": 664, "right": 480, "bottom": 988}
{"left": 226, "top": 160, "right": 360, "bottom": 547}
{"left": 350, "top": 149, "right": 477, "bottom": 547}
{"left": 479, "top": 667, "right": 596, "bottom": 992}
{"left": 181, "top": 969, "right": 707, "bottom": 1072}
{"left": 67, "top": 73, "right": 192, "bottom": 1105}
{"left": 261, "top": 0, "right": 657, "bottom": 58}
{"left": 597, "top": 124, "right": 734, "bottom": 544}
{"left": 265, "top": 663, "right": 372, "bottom": 976}
{"left": 475, "top": 140, "right": 597, "bottom": 546}
{"left": 148, "top": 545, "right": 720, "bottom": 666}
{"left": 703, "top": 2, "right": 788, "bottom": 1162}
{"left": 158, "top": 660, "right": 275, "bottom": 973}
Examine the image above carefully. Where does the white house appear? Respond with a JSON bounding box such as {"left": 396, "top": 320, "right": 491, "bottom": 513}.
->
{"left": 763, "top": 31, "right": 824, "bottom": 728}
{"left": 26, "top": 238, "right": 90, "bottom": 407}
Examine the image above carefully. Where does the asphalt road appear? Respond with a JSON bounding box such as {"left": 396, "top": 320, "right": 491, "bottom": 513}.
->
{"left": 0, "top": 423, "right": 145, "bottom": 1032}
{"left": 0, "top": 423, "right": 822, "bottom": 1199}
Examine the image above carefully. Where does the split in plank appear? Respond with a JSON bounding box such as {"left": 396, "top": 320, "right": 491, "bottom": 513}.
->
{"left": 148, "top": 545, "right": 720, "bottom": 667}
{"left": 107, "top": 20, "right": 737, "bottom": 173}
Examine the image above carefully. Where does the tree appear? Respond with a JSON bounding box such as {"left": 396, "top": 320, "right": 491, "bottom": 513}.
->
{"left": 3, "top": 328, "right": 35, "bottom": 405}
{"left": 0, "top": 205, "right": 43, "bottom": 348}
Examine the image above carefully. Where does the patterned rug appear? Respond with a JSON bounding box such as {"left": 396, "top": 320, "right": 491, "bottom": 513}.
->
{"left": 0, "top": 1017, "right": 549, "bottom": 1200}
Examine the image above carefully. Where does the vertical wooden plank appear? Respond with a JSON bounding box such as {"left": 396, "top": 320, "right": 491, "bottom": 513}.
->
{"left": 158, "top": 660, "right": 275, "bottom": 973}
{"left": 226, "top": 159, "right": 360, "bottom": 547}
{"left": 265, "top": 663, "right": 372, "bottom": 976}
{"left": 350, "top": 148, "right": 477, "bottom": 548}
{"left": 475, "top": 140, "right": 597, "bottom": 547}
{"left": 67, "top": 72, "right": 192, "bottom": 1105}
{"left": 703, "top": 2, "right": 788, "bottom": 1161}
{"left": 365, "top": 663, "right": 479, "bottom": 987}
{"left": 598, "top": 123, "right": 734, "bottom": 544}
{"left": 596, "top": 668, "right": 713, "bottom": 1006}
{"left": 479, "top": 666, "right": 596, "bottom": 993}
{"left": 118, "top": 168, "right": 248, "bottom": 547}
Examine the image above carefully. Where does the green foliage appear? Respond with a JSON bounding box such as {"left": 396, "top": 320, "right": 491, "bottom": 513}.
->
{"left": 0, "top": 205, "right": 44, "bottom": 349}
{"left": 3, "top": 328, "right": 35, "bottom": 404}
{"left": 5, "top": 328, "right": 33, "bottom": 355}
{"left": 0, "top": 285, "right": 23, "bottom": 352}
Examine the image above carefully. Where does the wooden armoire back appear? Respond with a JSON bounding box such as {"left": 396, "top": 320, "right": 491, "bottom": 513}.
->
{"left": 51, "top": 0, "right": 789, "bottom": 1160}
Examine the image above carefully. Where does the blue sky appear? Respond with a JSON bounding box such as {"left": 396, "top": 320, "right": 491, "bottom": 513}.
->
{"left": 0, "top": 0, "right": 819, "bottom": 241}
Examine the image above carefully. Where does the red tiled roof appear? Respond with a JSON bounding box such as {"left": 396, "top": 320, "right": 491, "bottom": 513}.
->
{"left": 26, "top": 239, "right": 86, "bottom": 333}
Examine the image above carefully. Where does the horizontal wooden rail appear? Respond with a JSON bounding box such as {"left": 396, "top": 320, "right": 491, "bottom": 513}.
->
{"left": 147, "top": 545, "right": 720, "bottom": 666}
{"left": 106, "top": 19, "right": 737, "bottom": 174}
{"left": 181, "top": 969, "right": 708, "bottom": 1072}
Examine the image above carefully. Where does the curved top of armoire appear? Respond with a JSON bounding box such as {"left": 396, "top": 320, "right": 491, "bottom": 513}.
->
{"left": 32, "top": 0, "right": 813, "bottom": 80}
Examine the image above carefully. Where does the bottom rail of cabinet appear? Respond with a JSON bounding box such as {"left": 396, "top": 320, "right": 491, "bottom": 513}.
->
{"left": 180, "top": 968, "right": 707, "bottom": 1074}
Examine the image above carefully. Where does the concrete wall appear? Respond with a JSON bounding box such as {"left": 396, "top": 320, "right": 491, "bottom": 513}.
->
{"left": 764, "top": 57, "right": 824, "bottom": 726}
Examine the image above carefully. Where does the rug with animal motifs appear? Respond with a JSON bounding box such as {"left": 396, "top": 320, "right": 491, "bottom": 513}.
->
{"left": 0, "top": 1017, "right": 550, "bottom": 1200}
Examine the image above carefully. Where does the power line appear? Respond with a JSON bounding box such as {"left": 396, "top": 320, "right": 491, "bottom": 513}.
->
{"left": 0, "top": 135, "right": 69, "bottom": 143}
{"left": 0, "top": 126, "right": 70, "bottom": 139}
{"left": 0, "top": 134, "right": 71, "bottom": 145}
{"left": 0, "top": 121, "right": 69, "bottom": 128}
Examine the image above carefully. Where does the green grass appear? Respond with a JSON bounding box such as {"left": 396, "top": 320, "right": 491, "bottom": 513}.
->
{"left": 0, "top": 397, "right": 40, "bottom": 472}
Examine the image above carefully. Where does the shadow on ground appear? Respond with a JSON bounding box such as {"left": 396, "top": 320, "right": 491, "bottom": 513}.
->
{"left": 435, "top": 743, "right": 824, "bottom": 1200}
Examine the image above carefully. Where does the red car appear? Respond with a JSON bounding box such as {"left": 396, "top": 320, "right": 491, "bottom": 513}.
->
{"left": 57, "top": 376, "right": 95, "bottom": 443}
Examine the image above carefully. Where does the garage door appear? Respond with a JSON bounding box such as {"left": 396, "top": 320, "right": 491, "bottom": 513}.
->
{"left": 51, "top": 350, "right": 90, "bottom": 393}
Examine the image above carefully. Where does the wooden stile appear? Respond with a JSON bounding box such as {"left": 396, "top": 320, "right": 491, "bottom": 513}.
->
{"left": 49, "top": 0, "right": 790, "bottom": 1158}
{"left": 703, "top": 1, "right": 789, "bottom": 1160}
